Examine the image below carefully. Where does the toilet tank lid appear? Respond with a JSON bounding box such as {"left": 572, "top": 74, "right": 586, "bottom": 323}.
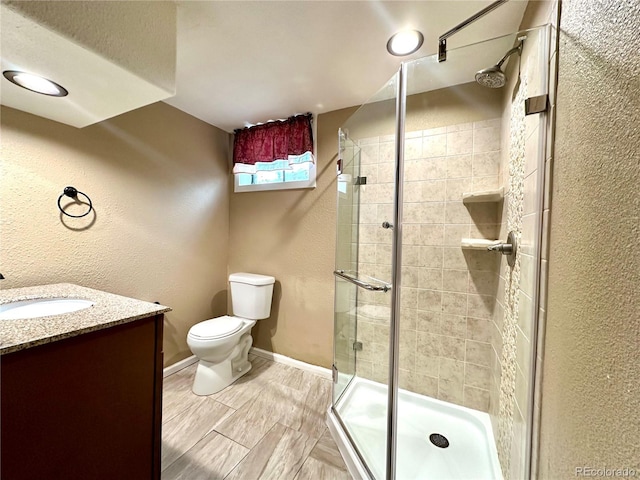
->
{"left": 229, "top": 272, "right": 275, "bottom": 286}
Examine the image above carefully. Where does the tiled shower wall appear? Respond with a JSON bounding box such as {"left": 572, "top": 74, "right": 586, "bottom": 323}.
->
{"left": 491, "top": 23, "right": 553, "bottom": 480}
{"left": 354, "top": 118, "right": 503, "bottom": 412}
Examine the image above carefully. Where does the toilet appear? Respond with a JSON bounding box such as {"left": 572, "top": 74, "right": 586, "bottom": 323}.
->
{"left": 187, "top": 272, "right": 275, "bottom": 396}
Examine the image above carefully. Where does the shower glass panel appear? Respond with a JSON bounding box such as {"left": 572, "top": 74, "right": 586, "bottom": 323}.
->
{"left": 333, "top": 131, "right": 361, "bottom": 402}
{"left": 332, "top": 72, "right": 398, "bottom": 479}
{"left": 396, "top": 26, "right": 549, "bottom": 480}
{"left": 330, "top": 24, "right": 551, "bottom": 480}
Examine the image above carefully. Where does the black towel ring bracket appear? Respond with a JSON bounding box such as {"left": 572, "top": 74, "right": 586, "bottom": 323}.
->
{"left": 57, "top": 186, "right": 93, "bottom": 218}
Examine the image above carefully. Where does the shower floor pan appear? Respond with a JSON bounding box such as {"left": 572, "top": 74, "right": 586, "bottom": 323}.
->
{"left": 334, "top": 377, "right": 503, "bottom": 480}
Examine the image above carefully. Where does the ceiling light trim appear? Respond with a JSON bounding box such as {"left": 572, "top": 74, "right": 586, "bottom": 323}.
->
{"left": 3, "top": 70, "right": 68, "bottom": 97}
{"left": 386, "top": 30, "right": 424, "bottom": 57}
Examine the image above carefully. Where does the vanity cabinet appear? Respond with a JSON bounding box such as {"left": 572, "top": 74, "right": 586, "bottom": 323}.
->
{"left": 1, "top": 314, "right": 163, "bottom": 480}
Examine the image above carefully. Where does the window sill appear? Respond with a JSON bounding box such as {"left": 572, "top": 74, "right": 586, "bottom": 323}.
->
{"left": 233, "top": 179, "right": 317, "bottom": 193}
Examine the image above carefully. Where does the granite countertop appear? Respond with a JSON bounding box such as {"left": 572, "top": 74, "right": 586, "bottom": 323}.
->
{"left": 0, "top": 283, "right": 171, "bottom": 355}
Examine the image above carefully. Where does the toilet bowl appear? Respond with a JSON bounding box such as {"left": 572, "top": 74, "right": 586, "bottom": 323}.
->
{"left": 187, "top": 273, "right": 275, "bottom": 396}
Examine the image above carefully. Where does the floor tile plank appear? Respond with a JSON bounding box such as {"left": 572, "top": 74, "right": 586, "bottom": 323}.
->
{"left": 163, "top": 356, "right": 349, "bottom": 480}
{"left": 163, "top": 364, "right": 200, "bottom": 423}
{"left": 162, "top": 432, "right": 248, "bottom": 480}
{"left": 298, "top": 373, "right": 332, "bottom": 439}
{"left": 210, "top": 357, "right": 281, "bottom": 409}
{"left": 162, "top": 399, "right": 235, "bottom": 471}
{"left": 294, "top": 456, "right": 352, "bottom": 480}
{"left": 214, "top": 381, "right": 306, "bottom": 449}
{"left": 225, "top": 423, "right": 317, "bottom": 480}
{"left": 309, "top": 429, "right": 349, "bottom": 472}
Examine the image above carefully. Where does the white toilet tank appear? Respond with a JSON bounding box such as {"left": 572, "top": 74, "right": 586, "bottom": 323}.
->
{"left": 229, "top": 272, "right": 275, "bottom": 320}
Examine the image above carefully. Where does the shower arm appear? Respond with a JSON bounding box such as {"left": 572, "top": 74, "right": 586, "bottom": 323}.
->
{"left": 496, "top": 43, "right": 523, "bottom": 68}
{"left": 438, "top": 0, "right": 509, "bottom": 62}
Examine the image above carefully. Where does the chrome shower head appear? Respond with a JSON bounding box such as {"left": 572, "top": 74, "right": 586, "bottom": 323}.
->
{"left": 475, "top": 41, "right": 523, "bottom": 89}
{"left": 475, "top": 66, "right": 506, "bottom": 88}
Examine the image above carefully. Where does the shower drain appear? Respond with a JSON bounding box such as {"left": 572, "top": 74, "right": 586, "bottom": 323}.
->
{"left": 429, "top": 433, "right": 450, "bottom": 448}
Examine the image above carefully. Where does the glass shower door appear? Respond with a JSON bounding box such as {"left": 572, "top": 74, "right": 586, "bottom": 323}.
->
{"left": 332, "top": 71, "right": 399, "bottom": 479}
{"left": 333, "top": 129, "right": 361, "bottom": 403}
{"left": 394, "top": 26, "right": 550, "bottom": 480}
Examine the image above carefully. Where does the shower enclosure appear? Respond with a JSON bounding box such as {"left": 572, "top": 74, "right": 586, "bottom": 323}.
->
{"left": 329, "top": 25, "right": 554, "bottom": 480}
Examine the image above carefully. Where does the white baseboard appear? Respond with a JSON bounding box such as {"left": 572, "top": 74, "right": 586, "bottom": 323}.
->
{"left": 163, "top": 349, "right": 332, "bottom": 380}
{"left": 250, "top": 347, "right": 332, "bottom": 380}
{"left": 163, "top": 354, "right": 198, "bottom": 378}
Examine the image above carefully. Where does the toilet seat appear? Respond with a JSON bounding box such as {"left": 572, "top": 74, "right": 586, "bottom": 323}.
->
{"left": 189, "top": 315, "right": 244, "bottom": 339}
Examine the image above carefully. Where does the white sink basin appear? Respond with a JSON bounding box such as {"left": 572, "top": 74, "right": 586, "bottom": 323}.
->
{"left": 0, "top": 298, "right": 94, "bottom": 320}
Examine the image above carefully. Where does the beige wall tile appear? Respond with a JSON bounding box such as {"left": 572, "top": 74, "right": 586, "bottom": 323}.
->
{"left": 439, "top": 357, "right": 465, "bottom": 383}
{"left": 417, "top": 289, "right": 442, "bottom": 312}
{"left": 444, "top": 224, "right": 471, "bottom": 246}
{"left": 447, "top": 122, "right": 473, "bottom": 132}
{"left": 418, "top": 268, "right": 443, "bottom": 291}
{"left": 473, "top": 126, "right": 501, "bottom": 153}
{"left": 419, "top": 246, "right": 444, "bottom": 269}
{"left": 472, "top": 175, "right": 500, "bottom": 190}
{"left": 404, "top": 181, "right": 423, "bottom": 202}
{"left": 422, "top": 134, "right": 447, "bottom": 158}
{"left": 417, "top": 311, "right": 441, "bottom": 334}
{"left": 446, "top": 155, "right": 473, "bottom": 178}
{"left": 468, "top": 294, "right": 495, "bottom": 319}
{"left": 467, "top": 317, "right": 492, "bottom": 343}
{"left": 421, "top": 179, "right": 447, "bottom": 202}
{"left": 402, "top": 245, "right": 421, "bottom": 266}
{"left": 419, "top": 224, "right": 445, "bottom": 246}
{"left": 442, "top": 292, "right": 468, "bottom": 316}
{"left": 472, "top": 151, "right": 501, "bottom": 177}
{"left": 445, "top": 177, "right": 473, "bottom": 201}
{"left": 440, "top": 314, "right": 467, "bottom": 338}
{"left": 445, "top": 201, "right": 471, "bottom": 224}
{"left": 443, "top": 269, "right": 469, "bottom": 293}
{"left": 463, "top": 385, "right": 490, "bottom": 412}
{"left": 443, "top": 247, "right": 468, "bottom": 269}
{"left": 379, "top": 141, "right": 395, "bottom": 163}
{"left": 438, "top": 378, "right": 464, "bottom": 404}
{"left": 439, "top": 335, "right": 466, "bottom": 360}
{"left": 405, "top": 137, "right": 422, "bottom": 160}
{"left": 468, "top": 270, "right": 498, "bottom": 295}
{"left": 447, "top": 130, "right": 473, "bottom": 155}
{"left": 518, "top": 290, "right": 533, "bottom": 340}
{"left": 465, "top": 363, "right": 491, "bottom": 389}
{"left": 416, "top": 332, "right": 440, "bottom": 361}
{"left": 466, "top": 340, "right": 491, "bottom": 367}
{"left": 412, "top": 374, "right": 439, "bottom": 397}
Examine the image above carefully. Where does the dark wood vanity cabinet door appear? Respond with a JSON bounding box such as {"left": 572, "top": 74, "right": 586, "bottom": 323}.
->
{"left": 0, "top": 315, "right": 163, "bottom": 480}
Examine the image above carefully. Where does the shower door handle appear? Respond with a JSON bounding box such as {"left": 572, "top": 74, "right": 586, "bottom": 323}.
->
{"left": 333, "top": 270, "right": 391, "bottom": 292}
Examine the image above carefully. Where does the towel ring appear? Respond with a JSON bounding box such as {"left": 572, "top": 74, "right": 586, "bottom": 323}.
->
{"left": 57, "top": 186, "right": 93, "bottom": 218}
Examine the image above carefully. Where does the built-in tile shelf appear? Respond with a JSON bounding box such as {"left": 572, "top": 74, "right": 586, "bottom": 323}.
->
{"left": 462, "top": 187, "right": 504, "bottom": 204}
{"left": 461, "top": 238, "right": 501, "bottom": 250}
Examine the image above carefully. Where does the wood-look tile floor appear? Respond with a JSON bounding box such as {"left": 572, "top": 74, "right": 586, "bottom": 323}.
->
{"left": 162, "top": 355, "right": 352, "bottom": 480}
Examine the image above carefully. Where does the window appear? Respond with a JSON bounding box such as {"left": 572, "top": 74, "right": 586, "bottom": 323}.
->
{"left": 233, "top": 152, "right": 316, "bottom": 192}
{"left": 232, "top": 114, "right": 315, "bottom": 193}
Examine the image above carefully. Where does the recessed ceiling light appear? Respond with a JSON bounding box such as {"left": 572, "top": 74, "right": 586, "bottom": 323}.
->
{"left": 386, "top": 30, "right": 424, "bottom": 56}
{"left": 3, "top": 70, "right": 68, "bottom": 97}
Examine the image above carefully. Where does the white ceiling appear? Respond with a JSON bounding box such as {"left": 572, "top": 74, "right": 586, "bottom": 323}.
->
{"left": 0, "top": 1, "right": 529, "bottom": 132}
{"left": 165, "top": 1, "right": 529, "bottom": 132}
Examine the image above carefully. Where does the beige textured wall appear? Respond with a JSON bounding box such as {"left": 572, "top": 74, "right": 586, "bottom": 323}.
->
{"left": 0, "top": 103, "right": 230, "bottom": 366}
{"left": 228, "top": 107, "right": 356, "bottom": 368}
{"left": 539, "top": 0, "right": 640, "bottom": 476}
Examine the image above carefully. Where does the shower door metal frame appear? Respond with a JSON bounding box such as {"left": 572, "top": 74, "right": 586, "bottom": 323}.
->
{"left": 384, "top": 61, "right": 407, "bottom": 480}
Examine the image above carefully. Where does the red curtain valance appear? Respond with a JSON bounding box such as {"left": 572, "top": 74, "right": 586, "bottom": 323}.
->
{"left": 233, "top": 114, "right": 313, "bottom": 165}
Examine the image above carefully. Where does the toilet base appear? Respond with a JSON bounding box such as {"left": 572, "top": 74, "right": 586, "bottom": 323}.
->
{"left": 191, "top": 333, "right": 253, "bottom": 396}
